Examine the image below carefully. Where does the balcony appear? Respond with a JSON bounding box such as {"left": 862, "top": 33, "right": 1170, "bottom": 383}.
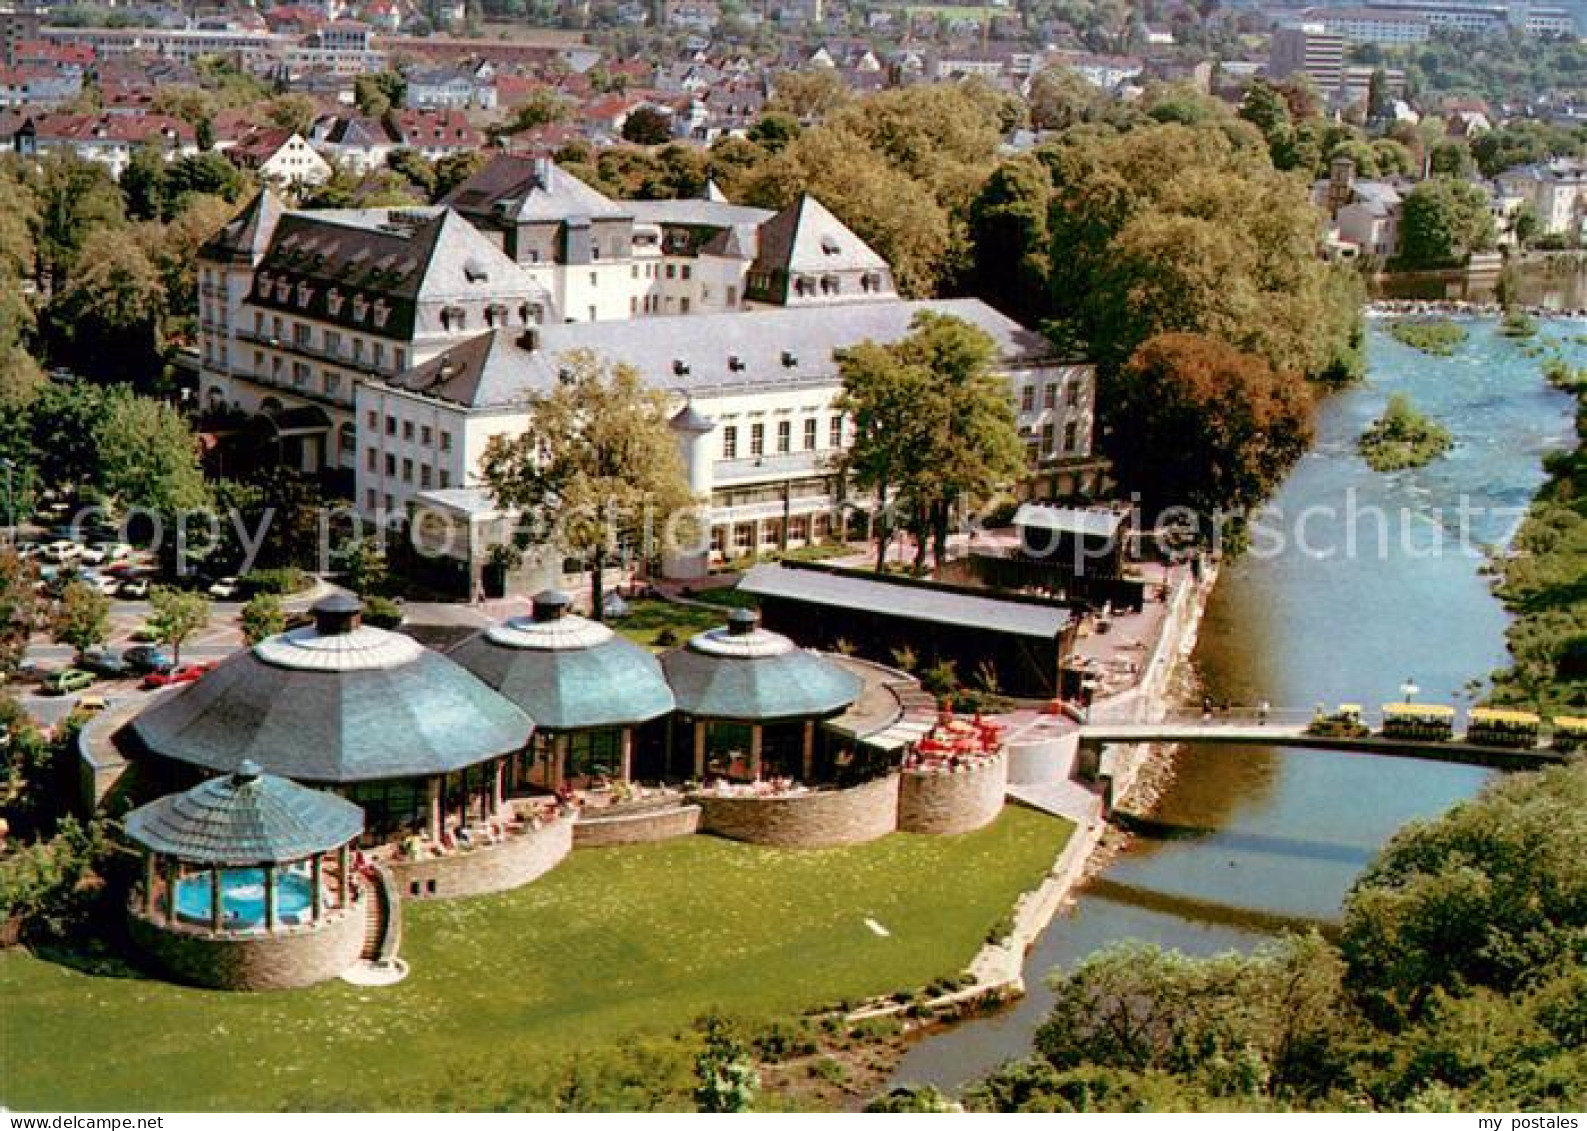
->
{"left": 714, "top": 449, "right": 833, "bottom": 484}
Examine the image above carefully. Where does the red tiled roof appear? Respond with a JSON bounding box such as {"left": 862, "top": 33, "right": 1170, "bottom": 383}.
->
{"left": 389, "top": 108, "right": 481, "bottom": 146}
{"left": 32, "top": 111, "right": 195, "bottom": 144}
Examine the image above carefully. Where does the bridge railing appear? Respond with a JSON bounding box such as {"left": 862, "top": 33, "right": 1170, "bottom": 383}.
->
{"left": 1157, "top": 707, "right": 1332, "bottom": 728}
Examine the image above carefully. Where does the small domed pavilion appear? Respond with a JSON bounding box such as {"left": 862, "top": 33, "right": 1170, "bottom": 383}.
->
{"left": 124, "top": 760, "right": 368, "bottom": 990}
{"left": 450, "top": 590, "right": 675, "bottom": 791}
{"left": 123, "top": 595, "right": 534, "bottom": 845}
{"left": 661, "top": 608, "right": 862, "bottom": 782}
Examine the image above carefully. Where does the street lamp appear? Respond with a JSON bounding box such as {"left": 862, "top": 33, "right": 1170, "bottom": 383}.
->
{"left": 1400, "top": 677, "right": 1419, "bottom": 703}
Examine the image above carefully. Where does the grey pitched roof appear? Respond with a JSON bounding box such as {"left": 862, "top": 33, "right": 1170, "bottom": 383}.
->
{"left": 375, "top": 299, "right": 1055, "bottom": 409}
{"left": 443, "top": 154, "right": 630, "bottom": 223}
{"left": 125, "top": 762, "right": 364, "bottom": 865}
{"left": 661, "top": 616, "right": 861, "bottom": 722}
{"left": 625, "top": 198, "right": 774, "bottom": 229}
{"left": 450, "top": 620, "right": 676, "bottom": 731}
{"left": 200, "top": 188, "right": 285, "bottom": 266}
{"left": 753, "top": 194, "right": 890, "bottom": 277}
{"left": 125, "top": 628, "right": 533, "bottom": 784}
{"left": 739, "top": 563, "right": 1072, "bottom": 639}
{"left": 249, "top": 208, "right": 535, "bottom": 340}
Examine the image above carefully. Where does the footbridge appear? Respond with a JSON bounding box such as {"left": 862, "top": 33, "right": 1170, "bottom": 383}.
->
{"left": 1077, "top": 709, "right": 1575, "bottom": 773}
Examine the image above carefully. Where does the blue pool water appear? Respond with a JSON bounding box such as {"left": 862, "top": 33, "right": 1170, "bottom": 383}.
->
{"left": 174, "top": 867, "right": 315, "bottom": 929}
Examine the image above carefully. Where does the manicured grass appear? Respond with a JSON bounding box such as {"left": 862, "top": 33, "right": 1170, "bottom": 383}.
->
{"left": 0, "top": 808, "right": 1070, "bottom": 1111}
{"left": 612, "top": 597, "right": 722, "bottom": 649}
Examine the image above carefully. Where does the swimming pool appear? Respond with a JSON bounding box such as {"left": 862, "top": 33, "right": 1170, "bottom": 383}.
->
{"left": 174, "top": 867, "right": 316, "bottom": 930}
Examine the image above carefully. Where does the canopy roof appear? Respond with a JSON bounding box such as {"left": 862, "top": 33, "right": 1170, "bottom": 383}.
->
{"left": 661, "top": 609, "right": 861, "bottom": 723}
{"left": 125, "top": 760, "right": 363, "bottom": 866}
{"left": 449, "top": 591, "right": 675, "bottom": 731}
{"left": 125, "top": 597, "right": 532, "bottom": 783}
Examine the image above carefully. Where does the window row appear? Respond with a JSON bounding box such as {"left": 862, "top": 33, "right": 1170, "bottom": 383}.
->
{"left": 365, "top": 409, "right": 453, "bottom": 451}
{"left": 365, "top": 447, "right": 453, "bottom": 490}
{"left": 1020, "top": 379, "right": 1085, "bottom": 413}
{"left": 720, "top": 416, "right": 843, "bottom": 460}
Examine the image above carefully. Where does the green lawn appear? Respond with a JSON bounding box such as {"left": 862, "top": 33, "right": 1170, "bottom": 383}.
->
{"left": 0, "top": 809, "right": 1069, "bottom": 1111}
{"left": 612, "top": 598, "right": 722, "bottom": 649}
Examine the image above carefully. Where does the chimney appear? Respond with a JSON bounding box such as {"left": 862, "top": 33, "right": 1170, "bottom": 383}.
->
{"left": 311, "top": 593, "right": 364, "bottom": 636}
{"left": 532, "top": 589, "right": 571, "bottom": 622}
{"left": 727, "top": 607, "right": 759, "bottom": 636}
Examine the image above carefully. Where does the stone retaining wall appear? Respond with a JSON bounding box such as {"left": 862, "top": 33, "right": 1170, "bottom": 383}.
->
{"left": 387, "top": 817, "right": 573, "bottom": 901}
{"left": 574, "top": 804, "right": 701, "bottom": 848}
{"left": 128, "top": 903, "right": 365, "bottom": 991}
{"left": 693, "top": 775, "right": 899, "bottom": 848}
{"left": 898, "top": 756, "right": 1007, "bottom": 836}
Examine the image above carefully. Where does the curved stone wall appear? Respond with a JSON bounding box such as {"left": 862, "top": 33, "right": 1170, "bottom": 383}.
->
{"left": 387, "top": 816, "right": 573, "bottom": 901}
{"left": 128, "top": 902, "right": 365, "bottom": 991}
{"left": 1005, "top": 732, "right": 1079, "bottom": 786}
{"left": 693, "top": 775, "right": 899, "bottom": 848}
{"left": 574, "top": 804, "right": 701, "bottom": 848}
{"left": 898, "top": 755, "right": 1008, "bottom": 836}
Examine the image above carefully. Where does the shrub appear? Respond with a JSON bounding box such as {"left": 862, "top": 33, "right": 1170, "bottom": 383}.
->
{"left": 363, "top": 596, "right": 403, "bottom": 628}
{"left": 242, "top": 567, "right": 310, "bottom": 596}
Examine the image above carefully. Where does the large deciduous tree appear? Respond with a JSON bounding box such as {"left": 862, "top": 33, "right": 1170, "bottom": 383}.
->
{"left": 837, "top": 313, "right": 1025, "bottom": 575}
{"left": 0, "top": 547, "right": 40, "bottom": 680}
{"left": 1398, "top": 178, "right": 1497, "bottom": 268}
{"left": 52, "top": 580, "right": 110, "bottom": 663}
{"left": 1107, "top": 333, "right": 1314, "bottom": 526}
{"left": 481, "top": 351, "right": 696, "bottom": 619}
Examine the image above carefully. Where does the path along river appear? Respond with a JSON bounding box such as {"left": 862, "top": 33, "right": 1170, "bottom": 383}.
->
{"left": 892, "top": 317, "right": 1583, "bottom": 1091}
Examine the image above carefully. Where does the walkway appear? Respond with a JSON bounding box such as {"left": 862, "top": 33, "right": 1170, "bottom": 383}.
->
{"left": 1079, "top": 715, "right": 1571, "bottom": 772}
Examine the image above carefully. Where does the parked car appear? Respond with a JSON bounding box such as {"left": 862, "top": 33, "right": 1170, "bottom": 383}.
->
{"left": 78, "top": 545, "right": 107, "bottom": 566}
{"left": 43, "top": 668, "right": 97, "bottom": 695}
{"left": 121, "top": 645, "right": 173, "bottom": 674}
{"left": 76, "top": 693, "right": 108, "bottom": 713}
{"left": 79, "top": 650, "right": 130, "bottom": 679}
{"left": 118, "top": 577, "right": 149, "bottom": 599}
{"left": 207, "top": 576, "right": 242, "bottom": 599}
{"left": 81, "top": 571, "right": 120, "bottom": 596}
{"left": 43, "top": 539, "right": 81, "bottom": 563}
{"left": 142, "top": 662, "right": 213, "bottom": 690}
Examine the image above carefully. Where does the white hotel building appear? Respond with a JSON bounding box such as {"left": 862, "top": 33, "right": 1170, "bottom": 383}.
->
{"left": 198, "top": 158, "right": 1101, "bottom": 592}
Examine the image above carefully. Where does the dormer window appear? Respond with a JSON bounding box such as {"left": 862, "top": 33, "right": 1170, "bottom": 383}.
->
{"left": 728, "top": 354, "right": 745, "bottom": 372}
{"left": 327, "top": 288, "right": 344, "bottom": 315}
{"left": 274, "top": 279, "right": 291, "bottom": 302}
{"left": 820, "top": 234, "right": 841, "bottom": 255}
{"left": 372, "top": 300, "right": 390, "bottom": 329}
{"left": 296, "top": 282, "right": 314, "bottom": 307}
{"left": 673, "top": 359, "right": 690, "bottom": 376}
{"left": 352, "top": 296, "right": 369, "bottom": 323}
{"left": 485, "top": 302, "right": 507, "bottom": 327}
{"left": 781, "top": 350, "right": 798, "bottom": 368}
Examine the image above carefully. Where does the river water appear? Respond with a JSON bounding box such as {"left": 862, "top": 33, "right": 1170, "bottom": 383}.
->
{"left": 891, "top": 318, "right": 1582, "bottom": 1091}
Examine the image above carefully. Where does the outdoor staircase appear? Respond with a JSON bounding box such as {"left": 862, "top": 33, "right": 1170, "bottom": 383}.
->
{"left": 358, "top": 862, "right": 403, "bottom": 964}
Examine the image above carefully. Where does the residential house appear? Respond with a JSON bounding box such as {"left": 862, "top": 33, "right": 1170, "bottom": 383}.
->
{"left": 226, "top": 127, "right": 334, "bottom": 188}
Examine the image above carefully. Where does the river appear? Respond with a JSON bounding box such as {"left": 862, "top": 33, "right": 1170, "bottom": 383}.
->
{"left": 890, "top": 317, "right": 1583, "bottom": 1091}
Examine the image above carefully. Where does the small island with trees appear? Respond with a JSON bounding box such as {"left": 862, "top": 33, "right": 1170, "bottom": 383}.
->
{"left": 1387, "top": 318, "right": 1468, "bottom": 356}
{"left": 1358, "top": 394, "right": 1453, "bottom": 472}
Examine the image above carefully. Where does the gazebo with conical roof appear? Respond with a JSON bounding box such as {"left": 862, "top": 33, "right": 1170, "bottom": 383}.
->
{"left": 124, "top": 760, "right": 369, "bottom": 990}
{"left": 450, "top": 590, "right": 675, "bottom": 792}
{"left": 661, "top": 608, "right": 862, "bottom": 782}
{"left": 123, "top": 595, "right": 534, "bottom": 844}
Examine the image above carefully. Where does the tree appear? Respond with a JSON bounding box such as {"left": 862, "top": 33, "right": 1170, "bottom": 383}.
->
{"left": 890, "top": 312, "right": 1026, "bottom": 574}
{"left": 119, "top": 143, "right": 168, "bottom": 222}
{"left": 480, "top": 351, "right": 696, "bottom": 620}
{"left": 432, "top": 150, "right": 490, "bottom": 201}
{"left": 94, "top": 388, "right": 209, "bottom": 514}
{"left": 27, "top": 153, "right": 126, "bottom": 288}
{"left": 340, "top": 539, "right": 388, "bottom": 596}
{"left": 744, "top": 111, "right": 800, "bottom": 154}
{"left": 0, "top": 547, "right": 39, "bottom": 680}
{"left": 354, "top": 71, "right": 407, "bottom": 116}
{"left": 1399, "top": 178, "right": 1497, "bottom": 268}
{"left": 239, "top": 592, "right": 285, "bottom": 644}
{"left": 969, "top": 156, "right": 1054, "bottom": 324}
{"left": 494, "top": 88, "right": 571, "bottom": 139}
{"left": 51, "top": 581, "right": 110, "bottom": 663}
{"left": 161, "top": 152, "right": 247, "bottom": 215}
{"left": 1427, "top": 140, "right": 1474, "bottom": 179}
{"left": 262, "top": 94, "right": 317, "bottom": 136}
{"left": 48, "top": 231, "right": 165, "bottom": 380}
{"left": 1341, "top": 760, "right": 1587, "bottom": 1029}
{"left": 834, "top": 339, "right": 931, "bottom": 572}
{"left": 620, "top": 106, "right": 673, "bottom": 146}
{"left": 386, "top": 148, "right": 437, "bottom": 197}
{"left": 693, "top": 1015, "right": 759, "bottom": 1113}
{"left": 767, "top": 69, "right": 852, "bottom": 121}
{"left": 146, "top": 587, "right": 211, "bottom": 666}
{"left": 1106, "top": 333, "right": 1314, "bottom": 527}
{"left": 1026, "top": 66, "right": 1104, "bottom": 131}
{"left": 1366, "top": 67, "right": 1394, "bottom": 124}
